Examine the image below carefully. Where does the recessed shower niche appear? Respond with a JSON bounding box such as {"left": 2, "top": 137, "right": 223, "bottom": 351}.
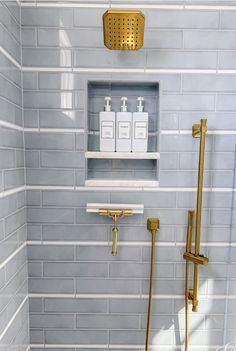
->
{"left": 85, "top": 81, "right": 160, "bottom": 187}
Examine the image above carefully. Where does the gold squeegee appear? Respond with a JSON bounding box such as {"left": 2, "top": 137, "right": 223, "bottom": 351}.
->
{"left": 86, "top": 203, "right": 144, "bottom": 256}
{"left": 103, "top": 10, "right": 145, "bottom": 50}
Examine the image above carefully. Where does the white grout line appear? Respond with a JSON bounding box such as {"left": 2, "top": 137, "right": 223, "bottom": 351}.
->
{"left": 26, "top": 185, "right": 75, "bottom": 191}
{"left": 26, "top": 185, "right": 236, "bottom": 192}
{"left": 29, "top": 345, "right": 225, "bottom": 350}
{"left": 185, "top": 4, "right": 236, "bottom": 10}
{"left": 0, "top": 295, "right": 28, "bottom": 341}
{"left": 0, "top": 242, "right": 26, "bottom": 270}
{"left": 74, "top": 68, "right": 146, "bottom": 73}
{"left": 22, "top": 67, "right": 72, "bottom": 72}
{"left": 24, "top": 127, "right": 84, "bottom": 133}
{"left": 20, "top": 127, "right": 236, "bottom": 135}
{"left": 0, "top": 120, "right": 23, "bottom": 132}
{"left": 21, "top": 2, "right": 109, "bottom": 8}
{"left": 29, "top": 293, "right": 76, "bottom": 298}
{"left": 28, "top": 293, "right": 236, "bottom": 300}
{"left": 26, "top": 240, "right": 236, "bottom": 247}
{"left": 219, "top": 69, "right": 236, "bottom": 74}
{"left": 0, "top": 185, "right": 235, "bottom": 197}
{"left": 146, "top": 68, "right": 218, "bottom": 74}
{"left": 110, "top": 346, "right": 220, "bottom": 350}
{"left": 0, "top": 46, "right": 21, "bottom": 70}
{"left": 162, "top": 130, "right": 236, "bottom": 135}
{"left": 0, "top": 186, "right": 26, "bottom": 198}
{"left": 20, "top": 2, "right": 236, "bottom": 10}
{"left": 31, "top": 345, "right": 109, "bottom": 349}
{"left": 20, "top": 66, "right": 236, "bottom": 75}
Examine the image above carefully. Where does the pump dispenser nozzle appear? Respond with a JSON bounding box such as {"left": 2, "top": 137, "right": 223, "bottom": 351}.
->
{"left": 104, "top": 96, "right": 111, "bottom": 112}
{"left": 137, "top": 97, "right": 144, "bottom": 112}
{"left": 121, "top": 97, "right": 128, "bottom": 112}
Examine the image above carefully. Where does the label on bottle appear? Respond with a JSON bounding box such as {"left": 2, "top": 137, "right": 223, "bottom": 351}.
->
{"left": 118, "top": 122, "right": 130, "bottom": 139}
{"left": 101, "top": 121, "right": 114, "bottom": 139}
{"left": 134, "top": 122, "right": 147, "bottom": 139}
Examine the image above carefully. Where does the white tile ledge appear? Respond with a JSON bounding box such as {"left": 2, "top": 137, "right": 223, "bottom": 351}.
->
{"left": 21, "top": 67, "right": 236, "bottom": 75}
{"left": 28, "top": 293, "right": 236, "bottom": 300}
{"left": 21, "top": 2, "right": 236, "bottom": 11}
{"left": 0, "top": 296, "right": 28, "bottom": 341}
{"left": 27, "top": 241, "right": 236, "bottom": 248}
{"left": 0, "top": 242, "right": 26, "bottom": 270}
{"left": 0, "top": 186, "right": 26, "bottom": 199}
{"left": 29, "top": 344, "right": 234, "bottom": 350}
{"left": 85, "top": 179, "right": 160, "bottom": 187}
{"left": 25, "top": 185, "right": 236, "bottom": 192}
{"left": 0, "top": 46, "right": 21, "bottom": 70}
{"left": 85, "top": 151, "right": 160, "bottom": 160}
{"left": 0, "top": 185, "right": 233, "bottom": 198}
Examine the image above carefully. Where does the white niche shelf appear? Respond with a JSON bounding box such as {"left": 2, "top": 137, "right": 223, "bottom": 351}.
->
{"left": 85, "top": 80, "right": 160, "bottom": 188}
{"left": 85, "top": 151, "right": 160, "bottom": 160}
{"left": 85, "top": 179, "right": 159, "bottom": 187}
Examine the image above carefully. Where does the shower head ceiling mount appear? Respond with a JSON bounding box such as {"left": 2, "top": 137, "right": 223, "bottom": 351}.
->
{"left": 103, "top": 9, "right": 145, "bottom": 51}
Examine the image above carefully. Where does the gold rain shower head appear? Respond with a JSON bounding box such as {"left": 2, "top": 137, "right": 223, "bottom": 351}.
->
{"left": 103, "top": 10, "right": 145, "bottom": 50}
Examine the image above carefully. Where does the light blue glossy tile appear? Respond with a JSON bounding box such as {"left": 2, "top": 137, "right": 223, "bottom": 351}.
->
{"left": 44, "top": 262, "right": 108, "bottom": 278}
{"left": 22, "top": 8, "right": 74, "bottom": 27}
{"left": 45, "top": 330, "right": 107, "bottom": 345}
{"left": 29, "top": 278, "right": 74, "bottom": 294}
{"left": 27, "top": 208, "right": 74, "bottom": 224}
{"left": 40, "top": 151, "right": 85, "bottom": 168}
{"left": 4, "top": 168, "right": 25, "bottom": 190}
{"left": 30, "top": 314, "right": 74, "bottom": 329}
{"left": 26, "top": 169, "right": 75, "bottom": 186}
{"left": 25, "top": 132, "right": 74, "bottom": 150}
{"left": 147, "top": 51, "right": 217, "bottom": 69}
{"left": 23, "top": 48, "right": 72, "bottom": 67}
{"left": 38, "top": 28, "right": 103, "bottom": 48}
{"left": 28, "top": 245, "right": 74, "bottom": 261}
{"left": 39, "top": 110, "right": 85, "bottom": 129}
{"left": 22, "top": 28, "right": 36, "bottom": 47}
{"left": 147, "top": 10, "right": 219, "bottom": 28}
{"left": 44, "top": 297, "right": 107, "bottom": 313}
{"left": 24, "top": 91, "right": 73, "bottom": 109}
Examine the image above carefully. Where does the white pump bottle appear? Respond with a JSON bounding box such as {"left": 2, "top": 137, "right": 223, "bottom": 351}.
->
{"left": 99, "top": 96, "right": 116, "bottom": 152}
{"left": 132, "top": 97, "right": 148, "bottom": 152}
{"left": 116, "top": 97, "right": 132, "bottom": 152}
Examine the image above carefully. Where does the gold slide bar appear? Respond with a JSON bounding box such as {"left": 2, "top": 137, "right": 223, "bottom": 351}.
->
{"left": 192, "top": 119, "right": 208, "bottom": 313}
{"left": 184, "top": 119, "right": 209, "bottom": 350}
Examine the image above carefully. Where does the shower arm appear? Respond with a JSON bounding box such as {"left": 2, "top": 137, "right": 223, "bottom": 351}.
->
{"left": 183, "top": 119, "right": 209, "bottom": 313}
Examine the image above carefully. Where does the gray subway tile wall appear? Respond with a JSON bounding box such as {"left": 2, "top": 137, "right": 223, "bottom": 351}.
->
{"left": 21, "top": 3, "right": 235, "bottom": 349}
{"left": 0, "top": 1, "right": 29, "bottom": 350}
{"left": 0, "top": 0, "right": 235, "bottom": 350}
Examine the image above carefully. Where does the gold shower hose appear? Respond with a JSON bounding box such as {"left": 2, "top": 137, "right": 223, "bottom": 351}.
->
{"left": 185, "top": 209, "right": 194, "bottom": 351}
{"left": 146, "top": 218, "right": 160, "bottom": 351}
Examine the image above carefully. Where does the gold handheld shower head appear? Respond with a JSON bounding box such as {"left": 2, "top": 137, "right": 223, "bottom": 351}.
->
{"left": 103, "top": 10, "right": 145, "bottom": 50}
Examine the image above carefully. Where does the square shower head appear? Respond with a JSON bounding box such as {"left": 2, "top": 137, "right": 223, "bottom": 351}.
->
{"left": 103, "top": 10, "right": 145, "bottom": 50}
